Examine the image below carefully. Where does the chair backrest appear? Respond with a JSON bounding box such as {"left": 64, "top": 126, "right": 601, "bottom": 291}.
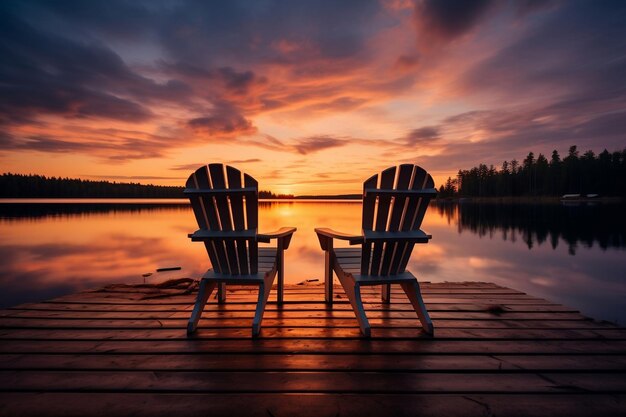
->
{"left": 360, "top": 164, "right": 436, "bottom": 276}
{"left": 185, "top": 163, "right": 259, "bottom": 275}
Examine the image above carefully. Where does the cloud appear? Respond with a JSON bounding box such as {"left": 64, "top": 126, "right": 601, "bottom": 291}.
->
{"left": 298, "top": 96, "right": 369, "bottom": 114}
{"left": 393, "top": 101, "right": 626, "bottom": 175}
{"left": 514, "top": 0, "right": 558, "bottom": 17}
{"left": 413, "top": 0, "right": 494, "bottom": 46}
{"left": 0, "top": 127, "right": 180, "bottom": 162}
{"left": 459, "top": 1, "right": 626, "bottom": 103}
{"left": 394, "top": 54, "right": 420, "bottom": 71}
{"left": 0, "top": 9, "right": 193, "bottom": 127}
{"left": 186, "top": 106, "right": 257, "bottom": 138}
{"left": 160, "top": 62, "right": 267, "bottom": 100}
{"left": 291, "top": 136, "right": 348, "bottom": 155}
{"left": 170, "top": 158, "right": 261, "bottom": 172}
{"left": 228, "top": 158, "right": 262, "bottom": 164}
{"left": 404, "top": 126, "right": 440, "bottom": 146}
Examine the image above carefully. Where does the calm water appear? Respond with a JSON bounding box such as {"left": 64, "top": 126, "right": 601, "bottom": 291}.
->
{"left": 1, "top": 200, "right": 624, "bottom": 324}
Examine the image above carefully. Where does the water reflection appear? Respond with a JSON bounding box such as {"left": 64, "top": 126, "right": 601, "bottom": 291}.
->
{"left": 436, "top": 202, "right": 626, "bottom": 254}
{"left": 0, "top": 200, "right": 624, "bottom": 324}
{"left": 0, "top": 200, "right": 188, "bottom": 220}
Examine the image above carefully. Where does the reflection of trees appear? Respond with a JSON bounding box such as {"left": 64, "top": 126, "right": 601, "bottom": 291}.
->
{"left": 0, "top": 203, "right": 190, "bottom": 221}
{"left": 433, "top": 202, "right": 626, "bottom": 254}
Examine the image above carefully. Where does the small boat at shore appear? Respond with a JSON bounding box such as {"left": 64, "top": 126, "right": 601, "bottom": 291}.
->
{"left": 561, "top": 193, "right": 599, "bottom": 200}
{"left": 561, "top": 193, "right": 601, "bottom": 205}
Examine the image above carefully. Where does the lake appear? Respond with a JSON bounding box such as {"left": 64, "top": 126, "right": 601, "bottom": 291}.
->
{"left": 1, "top": 199, "right": 624, "bottom": 325}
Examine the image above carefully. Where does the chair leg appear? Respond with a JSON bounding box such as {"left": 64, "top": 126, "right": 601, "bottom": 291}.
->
{"left": 276, "top": 249, "right": 284, "bottom": 305}
{"left": 187, "top": 280, "right": 216, "bottom": 335}
{"left": 400, "top": 281, "right": 434, "bottom": 335}
{"left": 337, "top": 274, "right": 371, "bottom": 337}
{"left": 324, "top": 250, "right": 334, "bottom": 306}
{"left": 381, "top": 283, "right": 391, "bottom": 303}
{"left": 252, "top": 273, "right": 275, "bottom": 337}
{"left": 217, "top": 282, "right": 226, "bottom": 303}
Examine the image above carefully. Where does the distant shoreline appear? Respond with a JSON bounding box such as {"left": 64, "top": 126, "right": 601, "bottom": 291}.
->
{"left": 1, "top": 196, "right": 623, "bottom": 204}
{"left": 0, "top": 197, "right": 361, "bottom": 203}
{"left": 435, "top": 196, "right": 624, "bottom": 204}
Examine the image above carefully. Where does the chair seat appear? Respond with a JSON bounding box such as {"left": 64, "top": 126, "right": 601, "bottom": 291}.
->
{"left": 335, "top": 248, "right": 416, "bottom": 285}
{"left": 201, "top": 247, "right": 277, "bottom": 283}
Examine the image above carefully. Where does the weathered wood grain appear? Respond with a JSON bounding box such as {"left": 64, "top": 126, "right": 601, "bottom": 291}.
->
{"left": 0, "top": 283, "right": 623, "bottom": 417}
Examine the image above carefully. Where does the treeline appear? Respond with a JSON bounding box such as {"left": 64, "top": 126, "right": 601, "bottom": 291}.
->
{"left": 259, "top": 191, "right": 295, "bottom": 199}
{"left": 0, "top": 173, "right": 185, "bottom": 198}
{"left": 0, "top": 173, "right": 290, "bottom": 199}
{"left": 439, "top": 146, "right": 626, "bottom": 198}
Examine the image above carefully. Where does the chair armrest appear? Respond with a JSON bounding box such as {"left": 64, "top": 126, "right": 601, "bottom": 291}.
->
{"left": 188, "top": 229, "right": 256, "bottom": 241}
{"left": 315, "top": 227, "right": 364, "bottom": 250}
{"left": 363, "top": 229, "right": 432, "bottom": 243}
{"left": 257, "top": 227, "right": 297, "bottom": 249}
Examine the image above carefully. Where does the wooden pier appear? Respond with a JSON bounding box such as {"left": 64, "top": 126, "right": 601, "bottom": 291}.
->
{"left": 1, "top": 282, "right": 625, "bottom": 416}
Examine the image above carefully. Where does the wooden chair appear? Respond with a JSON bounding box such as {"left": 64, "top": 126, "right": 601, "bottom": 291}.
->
{"left": 185, "top": 163, "right": 296, "bottom": 337}
{"left": 315, "top": 164, "right": 436, "bottom": 337}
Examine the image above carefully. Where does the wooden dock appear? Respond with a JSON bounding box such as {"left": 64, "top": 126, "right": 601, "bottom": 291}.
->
{"left": 1, "top": 282, "right": 625, "bottom": 416}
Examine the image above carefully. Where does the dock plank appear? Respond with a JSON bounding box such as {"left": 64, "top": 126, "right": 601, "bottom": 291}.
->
{"left": 0, "top": 283, "right": 623, "bottom": 417}
{"left": 1, "top": 393, "right": 624, "bottom": 417}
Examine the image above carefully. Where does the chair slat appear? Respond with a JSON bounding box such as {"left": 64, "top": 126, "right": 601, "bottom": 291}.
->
{"left": 361, "top": 174, "right": 378, "bottom": 231}
{"left": 401, "top": 166, "right": 420, "bottom": 232}
{"left": 389, "top": 241, "right": 409, "bottom": 275}
{"left": 226, "top": 167, "right": 245, "bottom": 230}
{"left": 380, "top": 240, "right": 397, "bottom": 276}
{"left": 192, "top": 166, "right": 226, "bottom": 273}
{"left": 361, "top": 242, "right": 372, "bottom": 276}
{"left": 186, "top": 173, "right": 208, "bottom": 231}
{"left": 208, "top": 164, "right": 232, "bottom": 231}
{"left": 209, "top": 164, "right": 239, "bottom": 274}
{"left": 369, "top": 167, "right": 395, "bottom": 275}
{"left": 397, "top": 241, "right": 415, "bottom": 274}
{"left": 406, "top": 166, "right": 428, "bottom": 228}
{"left": 235, "top": 238, "right": 249, "bottom": 275}
{"left": 249, "top": 241, "right": 259, "bottom": 274}
{"left": 361, "top": 173, "right": 377, "bottom": 275}
{"left": 412, "top": 167, "right": 435, "bottom": 229}
{"left": 194, "top": 166, "right": 220, "bottom": 231}
{"left": 381, "top": 165, "right": 413, "bottom": 275}
{"left": 368, "top": 241, "right": 383, "bottom": 275}
{"left": 244, "top": 174, "right": 258, "bottom": 230}
{"left": 374, "top": 166, "right": 396, "bottom": 231}
{"left": 396, "top": 166, "right": 432, "bottom": 273}
{"left": 201, "top": 241, "right": 224, "bottom": 274}
{"left": 227, "top": 166, "right": 249, "bottom": 275}
{"left": 386, "top": 164, "right": 414, "bottom": 232}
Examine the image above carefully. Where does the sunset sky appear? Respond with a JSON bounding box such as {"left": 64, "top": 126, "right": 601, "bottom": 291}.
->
{"left": 1, "top": 0, "right": 625, "bottom": 195}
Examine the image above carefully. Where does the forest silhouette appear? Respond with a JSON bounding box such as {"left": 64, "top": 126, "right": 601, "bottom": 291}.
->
{"left": 439, "top": 146, "right": 626, "bottom": 198}
{"left": 2, "top": 145, "right": 625, "bottom": 199}
{"left": 0, "top": 173, "right": 285, "bottom": 199}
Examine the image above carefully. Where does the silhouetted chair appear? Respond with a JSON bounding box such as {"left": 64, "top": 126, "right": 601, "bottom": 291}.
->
{"left": 315, "top": 164, "right": 436, "bottom": 336}
{"left": 185, "top": 163, "right": 296, "bottom": 337}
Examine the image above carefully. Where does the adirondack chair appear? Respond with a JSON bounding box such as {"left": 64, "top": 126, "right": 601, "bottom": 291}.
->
{"left": 185, "top": 164, "right": 296, "bottom": 337}
{"left": 315, "top": 164, "right": 436, "bottom": 337}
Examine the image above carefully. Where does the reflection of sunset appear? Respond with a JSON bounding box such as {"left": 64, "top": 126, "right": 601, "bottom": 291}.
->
{"left": 2, "top": 202, "right": 624, "bottom": 325}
